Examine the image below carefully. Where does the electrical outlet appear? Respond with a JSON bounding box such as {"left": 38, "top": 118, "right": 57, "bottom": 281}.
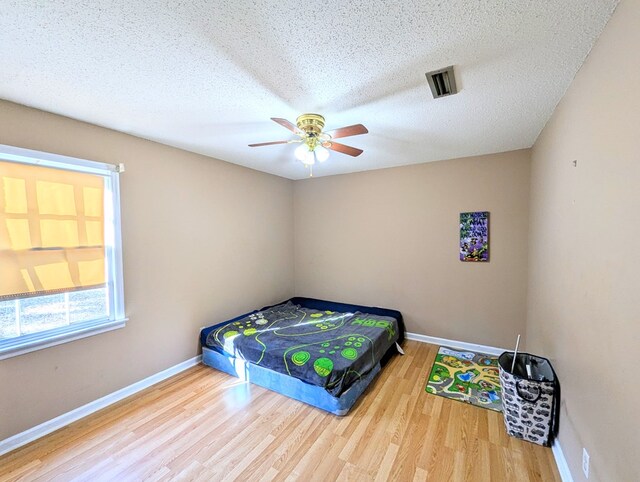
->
{"left": 582, "top": 448, "right": 590, "bottom": 478}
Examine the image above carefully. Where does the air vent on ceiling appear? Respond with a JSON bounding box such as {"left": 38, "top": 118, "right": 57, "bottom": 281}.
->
{"left": 425, "top": 66, "right": 458, "bottom": 98}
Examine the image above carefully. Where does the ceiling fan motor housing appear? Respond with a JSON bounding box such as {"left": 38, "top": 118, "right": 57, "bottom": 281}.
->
{"left": 296, "top": 113, "right": 325, "bottom": 137}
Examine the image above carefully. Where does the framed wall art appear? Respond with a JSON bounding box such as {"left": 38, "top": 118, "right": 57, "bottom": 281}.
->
{"left": 460, "top": 211, "right": 489, "bottom": 262}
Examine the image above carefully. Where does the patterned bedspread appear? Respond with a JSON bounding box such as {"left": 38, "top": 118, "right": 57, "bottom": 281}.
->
{"left": 205, "top": 301, "right": 399, "bottom": 396}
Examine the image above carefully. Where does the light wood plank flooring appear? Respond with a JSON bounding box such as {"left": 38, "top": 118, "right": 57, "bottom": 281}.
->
{"left": 0, "top": 341, "right": 560, "bottom": 481}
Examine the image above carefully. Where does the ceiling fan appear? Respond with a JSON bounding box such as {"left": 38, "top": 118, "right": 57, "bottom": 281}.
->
{"left": 249, "top": 113, "right": 368, "bottom": 176}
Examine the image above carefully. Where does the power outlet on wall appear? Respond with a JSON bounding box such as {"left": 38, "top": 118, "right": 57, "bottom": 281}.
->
{"left": 582, "top": 447, "right": 590, "bottom": 478}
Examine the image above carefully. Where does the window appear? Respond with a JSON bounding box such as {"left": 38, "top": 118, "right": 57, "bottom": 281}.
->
{"left": 0, "top": 144, "right": 125, "bottom": 359}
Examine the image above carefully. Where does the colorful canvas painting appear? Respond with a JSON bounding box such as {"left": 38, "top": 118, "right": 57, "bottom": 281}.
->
{"left": 460, "top": 211, "right": 489, "bottom": 262}
{"left": 425, "top": 346, "right": 502, "bottom": 412}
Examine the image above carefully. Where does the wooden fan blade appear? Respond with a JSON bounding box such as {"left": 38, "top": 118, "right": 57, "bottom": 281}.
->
{"left": 324, "top": 124, "right": 368, "bottom": 139}
{"left": 248, "top": 140, "right": 290, "bottom": 147}
{"left": 271, "top": 117, "right": 303, "bottom": 135}
{"left": 324, "top": 141, "right": 363, "bottom": 157}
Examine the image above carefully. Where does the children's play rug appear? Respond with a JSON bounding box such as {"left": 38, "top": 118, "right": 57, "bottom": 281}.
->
{"left": 425, "top": 346, "right": 502, "bottom": 412}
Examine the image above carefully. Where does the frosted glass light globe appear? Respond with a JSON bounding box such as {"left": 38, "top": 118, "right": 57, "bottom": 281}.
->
{"left": 294, "top": 144, "right": 308, "bottom": 161}
{"left": 302, "top": 150, "right": 315, "bottom": 165}
{"left": 315, "top": 145, "right": 329, "bottom": 162}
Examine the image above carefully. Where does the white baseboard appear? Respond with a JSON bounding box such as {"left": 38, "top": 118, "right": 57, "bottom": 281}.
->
{"left": 552, "top": 439, "right": 574, "bottom": 482}
{"left": 405, "top": 331, "right": 508, "bottom": 356}
{"left": 0, "top": 354, "right": 202, "bottom": 457}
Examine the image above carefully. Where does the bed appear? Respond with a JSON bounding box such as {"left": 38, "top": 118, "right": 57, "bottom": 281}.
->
{"left": 199, "top": 297, "right": 404, "bottom": 415}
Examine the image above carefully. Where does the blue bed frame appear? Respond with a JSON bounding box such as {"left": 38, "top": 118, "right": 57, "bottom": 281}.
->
{"left": 199, "top": 297, "right": 404, "bottom": 415}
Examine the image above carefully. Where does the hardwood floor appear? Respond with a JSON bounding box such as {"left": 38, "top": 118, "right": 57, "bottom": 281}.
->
{"left": 0, "top": 341, "right": 560, "bottom": 481}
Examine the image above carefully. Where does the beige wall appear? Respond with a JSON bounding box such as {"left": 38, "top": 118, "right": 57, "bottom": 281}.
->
{"left": 294, "top": 150, "right": 531, "bottom": 349}
{"left": 0, "top": 100, "right": 294, "bottom": 440}
{"left": 527, "top": 1, "right": 639, "bottom": 480}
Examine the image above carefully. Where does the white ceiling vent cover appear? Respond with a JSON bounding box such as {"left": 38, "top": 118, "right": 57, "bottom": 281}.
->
{"left": 426, "top": 66, "right": 458, "bottom": 98}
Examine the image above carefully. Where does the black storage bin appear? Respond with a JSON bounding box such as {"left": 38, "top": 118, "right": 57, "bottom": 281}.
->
{"left": 498, "top": 352, "right": 559, "bottom": 446}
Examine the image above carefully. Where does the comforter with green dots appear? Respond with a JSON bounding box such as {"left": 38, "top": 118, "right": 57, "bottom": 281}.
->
{"left": 204, "top": 301, "right": 399, "bottom": 396}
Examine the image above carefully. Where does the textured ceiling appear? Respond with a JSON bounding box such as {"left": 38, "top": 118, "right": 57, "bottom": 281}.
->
{"left": 0, "top": 1, "right": 618, "bottom": 179}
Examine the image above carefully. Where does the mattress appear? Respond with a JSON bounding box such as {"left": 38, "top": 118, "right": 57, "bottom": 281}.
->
{"left": 199, "top": 297, "right": 404, "bottom": 414}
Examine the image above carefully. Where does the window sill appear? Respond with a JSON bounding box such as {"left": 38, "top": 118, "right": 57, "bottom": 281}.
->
{"left": 0, "top": 318, "right": 128, "bottom": 360}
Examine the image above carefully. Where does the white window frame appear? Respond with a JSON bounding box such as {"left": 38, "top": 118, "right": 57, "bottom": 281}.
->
{"left": 0, "top": 144, "right": 126, "bottom": 359}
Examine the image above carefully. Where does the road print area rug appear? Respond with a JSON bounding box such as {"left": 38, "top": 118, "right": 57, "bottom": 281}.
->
{"left": 425, "top": 346, "right": 502, "bottom": 412}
